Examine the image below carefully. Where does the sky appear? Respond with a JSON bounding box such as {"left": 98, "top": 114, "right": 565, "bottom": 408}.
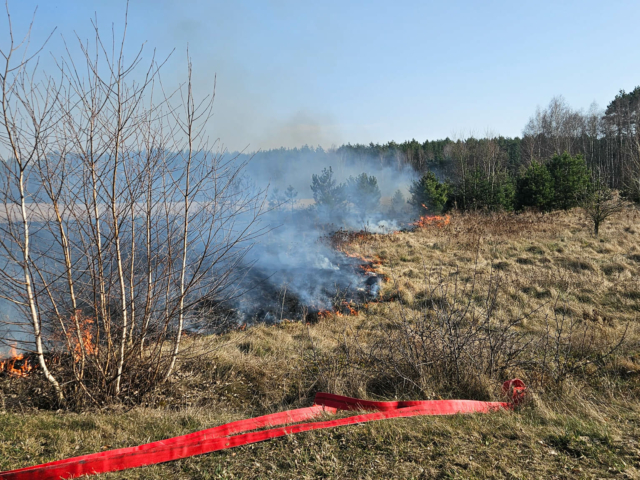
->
{"left": 3, "top": 0, "right": 640, "bottom": 152}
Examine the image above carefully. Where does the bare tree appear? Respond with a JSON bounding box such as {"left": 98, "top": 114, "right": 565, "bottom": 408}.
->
{"left": 522, "top": 96, "right": 586, "bottom": 164}
{"left": 0, "top": 5, "right": 265, "bottom": 406}
{"left": 0, "top": 4, "right": 64, "bottom": 400}
{"left": 523, "top": 92, "right": 640, "bottom": 197}
{"left": 582, "top": 174, "right": 627, "bottom": 236}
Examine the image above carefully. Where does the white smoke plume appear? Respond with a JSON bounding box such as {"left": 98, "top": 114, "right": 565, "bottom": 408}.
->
{"left": 223, "top": 146, "right": 419, "bottom": 324}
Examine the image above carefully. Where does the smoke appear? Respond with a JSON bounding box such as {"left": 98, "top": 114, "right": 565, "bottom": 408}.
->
{"left": 0, "top": 1, "right": 427, "bottom": 356}
{"left": 224, "top": 146, "right": 419, "bottom": 324}
{"left": 254, "top": 111, "right": 344, "bottom": 151}
{"left": 0, "top": 147, "right": 421, "bottom": 353}
{"left": 0, "top": 297, "right": 33, "bottom": 358}
{"left": 237, "top": 146, "right": 415, "bottom": 202}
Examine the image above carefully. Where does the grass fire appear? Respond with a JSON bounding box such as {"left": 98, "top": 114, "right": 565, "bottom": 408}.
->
{"left": 1, "top": 2, "right": 640, "bottom": 479}
{"left": 0, "top": 348, "right": 34, "bottom": 378}
{"left": 413, "top": 205, "right": 451, "bottom": 228}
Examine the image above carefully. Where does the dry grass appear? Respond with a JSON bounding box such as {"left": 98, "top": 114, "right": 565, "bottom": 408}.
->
{"left": 1, "top": 207, "right": 640, "bottom": 478}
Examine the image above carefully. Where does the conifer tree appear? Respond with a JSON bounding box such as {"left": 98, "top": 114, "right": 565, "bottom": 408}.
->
{"left": 515, "top": 161, "right": 553, "bottom": 211}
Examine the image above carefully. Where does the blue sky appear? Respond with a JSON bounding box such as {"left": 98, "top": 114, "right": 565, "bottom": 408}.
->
{"left": 5, "top": 0, "right": 640, "bottom": 151}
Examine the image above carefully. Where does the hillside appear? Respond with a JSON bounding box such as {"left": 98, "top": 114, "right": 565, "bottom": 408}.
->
{"left": 1, "top": 207, "right": 639, "bottom": 479}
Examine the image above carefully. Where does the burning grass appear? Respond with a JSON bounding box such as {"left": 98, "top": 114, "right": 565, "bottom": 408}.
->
{"left": 2, "top": 206, "right": 640, "bottom": 478}
{"left": 412, "top": 204, "right": 451, "bottom": 228}
{"left": 0, "top": 348, "right": 35, "bottom": 378}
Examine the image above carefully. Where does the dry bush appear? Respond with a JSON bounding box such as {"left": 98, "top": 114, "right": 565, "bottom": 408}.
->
{"left": 534, "top": 301, "right": 630, "bottom": 391}
{"left": 333, "top": 266, "right": 535, "bottom": 400}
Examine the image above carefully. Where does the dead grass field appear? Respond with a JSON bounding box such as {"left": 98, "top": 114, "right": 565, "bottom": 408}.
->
{"left": 1, "top": 207, "right": 640, "bottom": 479}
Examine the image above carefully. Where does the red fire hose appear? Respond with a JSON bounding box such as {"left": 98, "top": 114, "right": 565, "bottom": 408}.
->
{"left": 0, "top": 379, "right": 525, "bottom": 480}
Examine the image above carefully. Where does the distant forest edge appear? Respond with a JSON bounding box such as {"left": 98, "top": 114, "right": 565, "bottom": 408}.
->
{"left": 237, "top": 88, "right": 640, "bottom": 209}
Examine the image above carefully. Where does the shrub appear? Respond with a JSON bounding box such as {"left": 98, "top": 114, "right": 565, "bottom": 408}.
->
{"left": 515, "top": 161, "right": 553, "bottom": 211}
{"left": 346, "top": 173, "right": 381, "bottom": 219}
{"left": 310, "top": 167, "right": 348, "bottom": 215}
{"left": 453, "top": 169, "right": 515, "bottom": 212}
{"left": 409, "top": 171, "right": 450, "bottom": 214}
{"left": 547, "top": 152, "right": 591, "bottom": 210}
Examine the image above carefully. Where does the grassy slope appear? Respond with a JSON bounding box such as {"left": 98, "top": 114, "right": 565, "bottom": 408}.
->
{"left": 1, "top": 208, "right": 640, "bottom": 479}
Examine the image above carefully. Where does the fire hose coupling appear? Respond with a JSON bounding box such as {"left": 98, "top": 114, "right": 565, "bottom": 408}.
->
{"left": 502, "top": 378, "right": 526, "bottom": 405}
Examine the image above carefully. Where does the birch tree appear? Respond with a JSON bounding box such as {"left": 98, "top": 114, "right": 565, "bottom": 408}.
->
{"left": 0, "top": 5, "right": 265, "bottom": 406}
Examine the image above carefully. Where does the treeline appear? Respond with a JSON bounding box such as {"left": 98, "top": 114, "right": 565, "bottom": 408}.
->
{"left": 339, "top": 89, "right": 640, "bottom": 205}
{"left": 409, "top": 151, "right": 592, "bottom": 213}
{"left": 337, "top": 136, "right": 522, "bottom": 177}
{"left": 240, "top": 86, "right": 639, "bottom": 216}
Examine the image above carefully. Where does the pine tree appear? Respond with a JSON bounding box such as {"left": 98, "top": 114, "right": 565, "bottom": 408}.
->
{"left": 347, "top": 173, "right": 381, "bottom": 219}
{"left": 310, "top": 167, "right": 347, "bottom": 214}
{"left": 515, "top": 161, "right": 553, "bottom": 211}
{"left": 284, "top": 185, "right": 298, "bottom": 213}
{"left": 547, "top": 152, "right": 591, "bottom": 210}
{"left": 582, "top": 176, "right": 626, "bottom": 236}
{"left": 390, "top": 189, "right": 406, "bottom": 215}
{"left": 409, "top": 172, "right": 450, "bottom": 213}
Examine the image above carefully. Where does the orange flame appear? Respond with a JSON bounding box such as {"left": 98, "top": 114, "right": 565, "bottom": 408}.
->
{"left": 342, "top": 302, "right": 358, "bottom": 316}
{"left": 317, "top": 303, "right": 358, "bottom": 318}
{"left": 413, "top": 204, "right": 450, "bottom": 228}
{"left": 343, "top": 252, "right": 383, "bottom": 265}
{"left": 66, "top": 311, "right": 97, "bottom": 363}
{"left": 0, "top": 346, "right": 34, "bottom": 378}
